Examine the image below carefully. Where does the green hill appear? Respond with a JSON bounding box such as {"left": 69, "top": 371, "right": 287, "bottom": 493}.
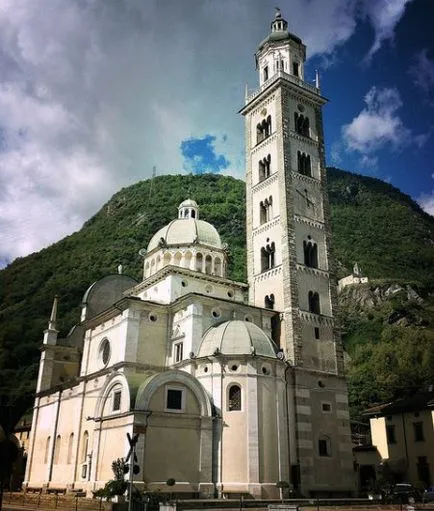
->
{"left": 1, "top": 169, "right": 434, "bottom": 426}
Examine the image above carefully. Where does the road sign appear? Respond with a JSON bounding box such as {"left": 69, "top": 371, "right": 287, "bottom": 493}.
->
{"left": 125, "top": 433, "right": 139, "bottom": 462}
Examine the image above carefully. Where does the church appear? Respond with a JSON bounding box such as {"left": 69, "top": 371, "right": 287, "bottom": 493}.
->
{"left": 24, "top": 11, "right": 355, "bottom": 498}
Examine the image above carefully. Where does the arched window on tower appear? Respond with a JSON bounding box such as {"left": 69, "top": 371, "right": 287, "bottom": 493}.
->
{"left": 228, "top": 384, "right": 242, "bottom": 411}
{"left": 297, "top": 151, "right": 312, "bottom": 177}
{"left": 265, "top": 294, "right": 275, "bottom": 309}
{"left": 308, "top": 291, "right": 320, "bottom": 315}
{"left": 263, "top": 66, "right": 269, "bottom": 82}
{"left": 266, "top": 196, "right": 273, "bottom": 221}
{"left": 294, "top": 113, "right": 310, "bottom": 137}
{"left": 261, "top": 242, "right": 276, "bottom": 272}
{"left": 257, "top": 117, "right": 272, "bottom": 144}
{"left": 258, "top": 154, "right": 271, "bottom": 181}
{"left": 260, "top": 196, "right": 273, "bottom": 225}
{"left": 303, "top": 117, "right": 310, "bottom": 137}
{"left": 260, "top": 201, "right": 267, "bottom": 224}
{"left": 303, "top": 238, "right": 318, "bottom": 268}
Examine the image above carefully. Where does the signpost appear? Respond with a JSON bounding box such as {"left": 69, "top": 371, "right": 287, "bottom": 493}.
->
{"left": 126, "top": 433, "right": 139, "bottom": 511}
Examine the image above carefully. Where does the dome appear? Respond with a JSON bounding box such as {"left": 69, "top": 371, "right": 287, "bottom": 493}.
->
{"left": 179, "top": 199, "right": 198, "bottom": 209}
{"left": 147, "top": 219, "right": 222, "bottom": 252}
{"left": 257, "top": 10, "right": 302, "bottom": 51}
{"left": 147, "top": 199, "right": 223, "bottom": 253}
{"left": 197, "top": 320, "right": 278, "bottom": 358}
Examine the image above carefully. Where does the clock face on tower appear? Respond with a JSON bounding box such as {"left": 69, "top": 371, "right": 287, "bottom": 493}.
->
{"left": 294, "top": 184, "right": 322, "bottom": 220}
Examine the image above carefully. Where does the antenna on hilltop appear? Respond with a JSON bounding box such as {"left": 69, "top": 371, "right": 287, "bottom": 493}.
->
{"left": 149, "top": 165, "right": 157, "bottom": 199}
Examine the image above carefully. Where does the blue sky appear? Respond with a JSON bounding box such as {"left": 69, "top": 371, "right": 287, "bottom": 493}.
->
{"left": 0, "top": 0, "right": 433, "bottom": 265}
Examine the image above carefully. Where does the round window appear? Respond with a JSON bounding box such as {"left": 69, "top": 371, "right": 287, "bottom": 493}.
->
{"left": 101, "top": 339, "right": 111, "bottom": 366}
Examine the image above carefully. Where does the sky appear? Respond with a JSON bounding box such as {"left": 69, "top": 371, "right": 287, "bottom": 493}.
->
{"left": 1, "top": 0, "right": 434, "bottom": 266}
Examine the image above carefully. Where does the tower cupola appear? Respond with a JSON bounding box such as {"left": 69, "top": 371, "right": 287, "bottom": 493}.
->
{"left": 271, "top": 8, "right": 288, "bottom": 33}
{"left": 178, "top": 199, "right": 199, "bottom": 219}
{"left": 255, "top": 9, "right": 306, "bottom": 87}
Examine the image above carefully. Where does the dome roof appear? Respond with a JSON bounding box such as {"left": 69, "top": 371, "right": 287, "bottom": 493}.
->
{"left": 179, "top": 199, "right": 198, "bottom": 209}
{"left": 197, "top": 320, "right": 277, "bottom": 358}
{"left": 147, "top": 218, "right": 223, "bottom": 252}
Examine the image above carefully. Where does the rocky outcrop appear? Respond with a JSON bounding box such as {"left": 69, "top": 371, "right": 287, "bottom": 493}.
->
{"left": 339, "top": 282, "right": 423, "bottom": 309}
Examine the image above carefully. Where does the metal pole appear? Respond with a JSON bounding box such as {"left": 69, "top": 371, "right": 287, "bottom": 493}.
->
{"left": 128, "top": 443, "right": 135, "bottom": 511}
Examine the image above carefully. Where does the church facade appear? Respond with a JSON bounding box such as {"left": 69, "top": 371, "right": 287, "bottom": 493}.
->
{"left": 24, "top": 12, "right": 354, "bottom": 498}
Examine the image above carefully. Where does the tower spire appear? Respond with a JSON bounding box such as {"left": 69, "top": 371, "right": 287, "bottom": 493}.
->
{"left": 43, "top": 295, "right": 59, "bottom": 345}
{"left": 48, "top": 295, "right": 59, "bottom": 331}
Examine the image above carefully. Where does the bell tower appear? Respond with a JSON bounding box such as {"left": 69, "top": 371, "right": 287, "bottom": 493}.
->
{"left": 240, "top": 8, "right": 343, "bottom": 372}
{"left": 240, "top": 10, "right": 354, "bottom": 494}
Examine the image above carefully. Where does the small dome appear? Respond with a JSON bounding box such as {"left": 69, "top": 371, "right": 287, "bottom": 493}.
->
{"left": 179, "top": 199, "right": 198, "bottom": 209}
{"left": 147, "top": 219, "right": 222, "bottom": 252}
{"left": 197, "top": 320, "right": 278, "bottom": 358}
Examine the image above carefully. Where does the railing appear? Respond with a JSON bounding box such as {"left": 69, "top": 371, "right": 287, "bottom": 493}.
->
{"left": 246, "top": 70, "right": 320, "bottom": 104}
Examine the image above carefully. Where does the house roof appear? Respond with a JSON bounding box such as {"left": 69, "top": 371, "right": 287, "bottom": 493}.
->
{"left": 364, "top": 390, "right": 434, "bottom": 416}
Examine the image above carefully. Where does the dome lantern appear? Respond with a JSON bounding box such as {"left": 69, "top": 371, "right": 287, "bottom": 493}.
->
{"left": 178, "top": 199, "right": 199, "bottom": 219}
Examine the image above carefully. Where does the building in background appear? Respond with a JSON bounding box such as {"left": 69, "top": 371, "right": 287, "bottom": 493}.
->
{"left": 365, "top": 390, "right": 434, "bottom": 488}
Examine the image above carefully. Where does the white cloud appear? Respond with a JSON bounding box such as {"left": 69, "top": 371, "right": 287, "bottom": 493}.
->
{"left": 342, "top": 87, "right": 411, "bottom": 155}
{"left": 362, "top": 0, "right": 415, "bottom": 59}
{"left": 417, "top": 192, "right": 434, "bottom": 217}
{"left": 0, "top": 0, "right": 416, "bottom": 264}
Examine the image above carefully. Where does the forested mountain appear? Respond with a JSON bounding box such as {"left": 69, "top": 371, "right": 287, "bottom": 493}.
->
{"left": 1, "top": 169, "right": 434, "bottom": 427}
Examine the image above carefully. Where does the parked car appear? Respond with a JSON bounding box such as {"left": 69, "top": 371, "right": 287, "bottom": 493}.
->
{"left": 391, "top": 483, "right": 421, "bottom": 503}
{"left": 423, "top": 486, "right": 434, "bottom": 502}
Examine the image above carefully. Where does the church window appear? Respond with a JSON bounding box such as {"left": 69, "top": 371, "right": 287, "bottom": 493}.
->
{"left": 297, "top": 151, "right": 312, "bottom": 177}
{"left": 67, "top": 433, "right": 74, "bottom": 464}
{"left": 261, "top": 241, "right": 276, "bottom": 272}
{"left": 413, "top": 422, "right": 425, "bottom": 442}
{"left": 196, "top": 252, "right": 203, "bottom": 272}
{"left": 318, "top": 436, "right": 331, "bottom": 457}
{"left": 304, "top": 239, "right": 318, "bottom": 268}
{"left": 205, "top": 254, "right": 212, "bottom": 274}
{"left": 228, "top": 384, "right": 242, "bottom": 411}
{"left": 308, "top": 291, "right": 320, "bottom": 314}
{"left": 191, "top": 209, "right": 196, "bottom": 218}
{"left": 81, "top": 431, "right": 89, "bottom": 463}
{"left": 100, "top": 339, "right": 111, "bottom": 366}
{"left": 166, "top": 387, "right": 184, "bottom": 411}
{"left": 53, "top": 435, "right": 61, "bottom": 464}
{"left": 314, "top": 327, "right": 320, "bottom": 340}
{"left": 265, "top": 294, "right": 275, "bottom": 309}
{"left": 256, "top": 117, "right": 272, "bottom": 144}
{"left": 263, "top": 66, "right": 269, "bottom": 82}
{"left": 113, "top": 391, "right": 121, "bottom": 411}
{"left": 322, "top": 402, "right": 332, "bottom": 412}
{"left": 258, "top": 154, "right": 271, "bottom": 181}
{"left": 44, "top": 436, "right": 51, "bottom": 464}
{"left": 174, "top": 342, "right": 183, "bottom": 363}
{"left": 294, "top": 113, "right": 310, "bottom": 137}
{"left": 293, "top": 62, "right": 299, "bottom": 77}
{"left": 260, "top": 201, "right": 267, "bottom": 224}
